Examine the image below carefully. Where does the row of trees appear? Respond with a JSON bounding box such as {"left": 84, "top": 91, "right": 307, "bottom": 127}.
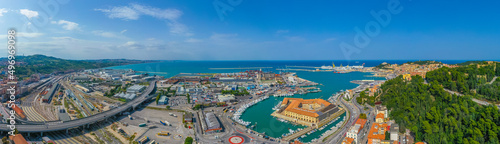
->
{"left": 426, "top": 62, "right": 500, "bottom": 101}
{"left": 380, "top": 75, "right": 500, "bottom": 144}
{"left": 221, "top": 89, "right": 250, "bottom": 96}
{"left": 356, "top": 89, "right": 378, "bottom": 106}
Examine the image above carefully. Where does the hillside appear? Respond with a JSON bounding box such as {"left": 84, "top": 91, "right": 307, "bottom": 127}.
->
{"left": 380, "top": 75, "right": 500, "bottom": 143}
{"left": 0, "top": 54, "right": 151, "bottom": 77}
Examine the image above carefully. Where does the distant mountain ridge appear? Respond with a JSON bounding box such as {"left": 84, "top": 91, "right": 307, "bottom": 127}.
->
{"left": 0, "top": 54, "right": 153, "bottom": 77}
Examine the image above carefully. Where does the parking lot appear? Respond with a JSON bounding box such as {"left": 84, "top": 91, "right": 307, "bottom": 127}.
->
{"left": 117, "top": 107, "right": 194, "bottom": 144}
{"left": 168, "top": 96, "right": 188, "bottom": 107}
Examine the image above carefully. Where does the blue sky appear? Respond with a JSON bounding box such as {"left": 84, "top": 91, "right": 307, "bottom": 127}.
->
{"left": 0, "top": 0, "right": 499, "bottom": 60}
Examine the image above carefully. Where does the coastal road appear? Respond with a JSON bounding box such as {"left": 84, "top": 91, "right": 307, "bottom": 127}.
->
{"left": 323, "top": 93, "right": 359, "bottom": 144}
{"left": 0, "top": 81, "right": 157, "bottom": 133}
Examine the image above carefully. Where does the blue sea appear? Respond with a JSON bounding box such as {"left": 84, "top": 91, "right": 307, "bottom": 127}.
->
{"left": 108, "top": 60, "right": 469, "bottom": 142}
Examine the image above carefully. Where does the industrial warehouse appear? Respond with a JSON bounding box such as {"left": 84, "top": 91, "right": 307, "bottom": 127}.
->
{"left": 203, "top": 112, "right": 222, "bottom": 134}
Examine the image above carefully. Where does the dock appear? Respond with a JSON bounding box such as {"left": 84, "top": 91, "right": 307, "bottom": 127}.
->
{"left": 134, "top": 71, "right": 169, "bottom": 75}
{"left": 209, "top": 67, "right": 273, "bottom": 70}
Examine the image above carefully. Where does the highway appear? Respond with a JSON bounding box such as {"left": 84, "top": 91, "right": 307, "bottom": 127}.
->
{"left": 0, "top": 81, "right": 157, "bottom": 133}
{"left": 324, "top": 95, "right": 359, "bottom": 144}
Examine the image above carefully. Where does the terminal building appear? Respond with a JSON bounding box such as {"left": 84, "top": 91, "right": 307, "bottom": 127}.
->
{"left": 272, "top": 98, "right": 342, "bottom": 127}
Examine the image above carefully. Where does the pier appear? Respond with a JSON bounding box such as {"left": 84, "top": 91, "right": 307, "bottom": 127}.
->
{"left": 134, "top": 71, "right": 169, "bottom": 75}
{"left": 285, "top": 66, "right": 320, "bottom": 69}
{"left": 209, "top": 67, "right": 273, "bottom": 70}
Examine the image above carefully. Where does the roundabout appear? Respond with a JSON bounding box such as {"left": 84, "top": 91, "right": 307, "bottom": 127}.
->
{"left": 228, "top": 135, "right": 245, "bottom": 144}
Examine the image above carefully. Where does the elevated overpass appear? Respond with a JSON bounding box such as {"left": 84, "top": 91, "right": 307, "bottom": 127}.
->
{"left": 0, "top": 81, "right": 157, "bottom": 133}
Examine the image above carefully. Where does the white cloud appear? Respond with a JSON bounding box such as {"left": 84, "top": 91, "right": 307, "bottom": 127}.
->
{"left": 123, "top": 41, "right": 137, "bottom": 46}
{"left": 120, "top": 29, "right": 128, "bottom": 34}
{"left": 95, "top": 4, "right": 190, "bottom": 36}
{"left": 18, "top": 32, "right": 44, "bottom": 38}
{"left": 19, "top": 9, "right": 39, "bottom": 19}
{"left": 130, "top": 4, "right": 182, "bottom": 21}
{"left": 0, "top": 8, "right": 8, "bottom": 16}
{"left": 55, "top": 20, "right": 79, "bottom": 30}
{"left": 95, "top": 6, "right": 139, "bottom": 20}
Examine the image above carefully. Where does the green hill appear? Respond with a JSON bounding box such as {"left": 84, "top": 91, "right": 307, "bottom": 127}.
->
{"left": 1, "top": 54, "right": 150, "bottom": 77}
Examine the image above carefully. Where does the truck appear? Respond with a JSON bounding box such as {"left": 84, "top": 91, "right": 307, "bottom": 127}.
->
{"left": 148, "top": 140, "right": 156, "bottom": 144}
{"left": 159, "top": 120, "right": 171, "bottom": 126}
{"left": 139, "top": 123, "right": 147, "bottom": 127}
{"left": 128, "top": 115, "right": 132, "bottom": 120}
{"left": 157, "top": 131, "right": 170, "bottom": 136}
{"left": 137, "top": 136, "right": 149, "bottom": 144}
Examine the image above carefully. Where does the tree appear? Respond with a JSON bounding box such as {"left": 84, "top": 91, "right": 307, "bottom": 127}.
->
{"left": 360, "top": 91, "right": 367, "bottom": 98}
{"left": 450, "top": 81, "right": 457, "bottom": 91}
{"left": 166, "top": 106, "right": 171, "bottom": 109}
{"left": 187, "top": 94, "right": 191, "bottom": 103}
{"left": 184, "top": 137, "right": 193, "bottom": 144}
{"left": 380, "top": 75, "right": 500, "bottom": 144}
{"left": 359, "top": 113, "right": 367, "bottom": 119}
{"left": 496, "top": 63, "right": 500, "bottom": 76}
{"left": 156, "top": 93, "right": 161, "bottom": 104}
{"left": 356, "top": 97, "right": 363, "bottom": 104}
{"left": 1, "top": 136, "right": 7, "bottom": 144}
{"left": 385, "top": 131, "right": 390, "bottom": 140}
{"left": 193, "top": 104, "right": 202, "bottom": 110}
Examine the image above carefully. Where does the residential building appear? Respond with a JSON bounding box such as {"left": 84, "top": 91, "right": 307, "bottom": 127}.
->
{"left": 342, "top": 137, "right": 355, "bottom": 144}
{"left": 346, "top": 118, "right": 367, "bottom": 144}
{"left": 9, "top": 134, "right": 28, "bottom": 144}
{"left": 376, "top": 105, "right": 388, "bottom": 119}
{"left": 390, "top": 124, "right": 399, "bottom": 141}
{"left": 367, "top": 123, "right": 389, "bottom": 144}
{"left": 376, "top": 113, "right": 385, "bottom": 123}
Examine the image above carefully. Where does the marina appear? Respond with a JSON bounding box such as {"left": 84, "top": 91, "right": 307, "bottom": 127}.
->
{"left": 232, "top": 96, "right": 270, "bottom": 126}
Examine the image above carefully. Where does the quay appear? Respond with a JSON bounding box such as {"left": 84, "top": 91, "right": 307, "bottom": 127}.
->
{"left": 209, "top": 67, "right": 273, "bottom": 70}
{"left": 280, "top": 109, "right": 345, "bottom": 142}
